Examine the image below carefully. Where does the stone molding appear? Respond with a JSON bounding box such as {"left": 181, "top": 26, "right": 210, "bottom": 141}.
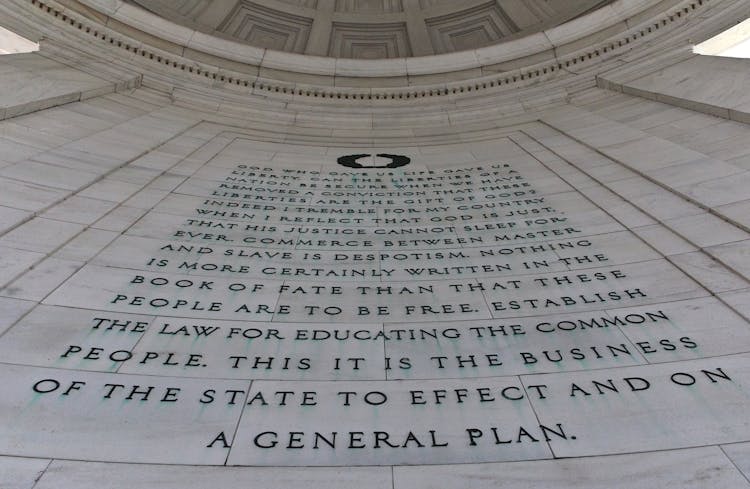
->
{"left": 2, "top": 0, "right": 732, "bottom": 103}
{"left": 56, "top": 0, "right": 701, "bottom": 80}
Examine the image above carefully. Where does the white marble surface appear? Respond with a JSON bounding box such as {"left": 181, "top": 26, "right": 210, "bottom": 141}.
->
{"left": 609, "top": 55, "right": 750, "bottom": 123}
{"left": 0, "top": 363, "right": 247, "bottom": 464}
{"left": 723, "top": 442, "right": 750, "bottom": 482}
{"left": 227, "top": 376, "right": 553, "bottom": 466}
{"left": 0, "top": 53, "right": 120, "bottom": 120}
{"left": 395, "top": 446, "right": 750, "bottom": 489}
{"left": 0, "top": 39, "right": 749, "bottom": 485}
{"left": 33, "top": 460, "right": 392, "bottom": 489}
{"left": 527, "top": 354, "right": 750, "bottom": 457}
{"left": 0, "top": 456, "right": 49, "bottom": 489}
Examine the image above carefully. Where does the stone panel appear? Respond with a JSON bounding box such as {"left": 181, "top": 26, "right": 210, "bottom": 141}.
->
{"left": 335, "top": 0, "right": 403, "bottom": 14}
{"left": 425, "top": 1, "right": 520, "bottom": 54}
{"left": 218, "top": 1, "right": 314, "bottom": 53}
{"left": 328, "top": 22, "right": 412, "bottom": 59}
{"left": 0, "top": 124, "right": 747, "bottom": 472}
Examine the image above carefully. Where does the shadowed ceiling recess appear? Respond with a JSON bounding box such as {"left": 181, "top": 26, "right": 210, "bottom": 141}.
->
{"left": 127, "top": 0, "right": 615, "bottom": 58}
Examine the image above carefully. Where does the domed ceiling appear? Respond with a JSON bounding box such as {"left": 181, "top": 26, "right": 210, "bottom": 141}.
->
{"left": 125, "top": 0, "right": 615, "bottom": 58}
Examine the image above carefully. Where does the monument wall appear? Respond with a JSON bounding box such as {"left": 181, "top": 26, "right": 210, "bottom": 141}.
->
{"left": 2, "top": 0, "right": 750, "bottom": 486}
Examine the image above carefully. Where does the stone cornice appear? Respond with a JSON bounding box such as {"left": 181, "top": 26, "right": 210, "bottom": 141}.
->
{"left": 0, "top": 0, "right": 744, "bottom": 103}
{"left": 71, "top": 0, "right": 670, "bottom": 77}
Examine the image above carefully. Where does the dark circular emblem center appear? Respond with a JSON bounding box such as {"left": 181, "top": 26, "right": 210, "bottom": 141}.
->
{"left": 337, "top": 153, "right": 411, "bottom": 169}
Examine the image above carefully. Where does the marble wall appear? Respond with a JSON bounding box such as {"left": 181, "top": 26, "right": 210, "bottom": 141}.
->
{"left": 2, "top": 33, "right": 750, "bottom": 487}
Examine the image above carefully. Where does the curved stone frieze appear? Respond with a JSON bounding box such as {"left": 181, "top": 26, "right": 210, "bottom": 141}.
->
{"left": 47, "top": 0, "right": 687, "bottom": 77}
{"left": 125, "top": 0, "right": 615, "bottom": 58}
{"left": 2, "top": 0, "right": 741, "bottom": 99}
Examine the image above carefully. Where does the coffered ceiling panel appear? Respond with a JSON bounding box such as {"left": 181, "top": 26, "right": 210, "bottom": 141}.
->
{"left": 127, "top": 0, "right": 617, "bottom": 58}
{"left": 218, "top": 1, "right": 313, "bottom": 53}
{"left": 329, "top": 21, "right": 411, "bottom": 58}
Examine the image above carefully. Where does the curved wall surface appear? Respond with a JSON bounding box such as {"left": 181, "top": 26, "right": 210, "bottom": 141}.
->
{"left": 2, "top": 0, "right": 750, "bottom": 487}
